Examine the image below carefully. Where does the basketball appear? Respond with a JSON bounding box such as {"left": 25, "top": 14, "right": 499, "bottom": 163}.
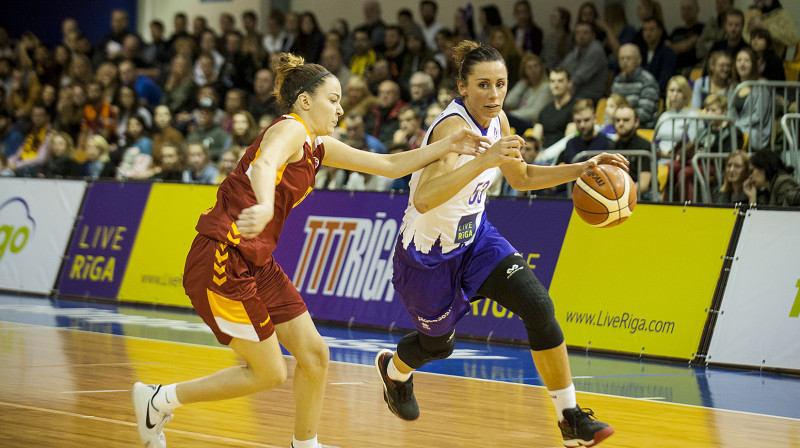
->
{"left": 572, "top": 164, "right": 637, "bottom": 228}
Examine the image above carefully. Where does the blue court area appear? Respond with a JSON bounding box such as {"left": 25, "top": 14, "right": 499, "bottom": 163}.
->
{"left": 1, "top": 292, "right": 798, "bottom": 421}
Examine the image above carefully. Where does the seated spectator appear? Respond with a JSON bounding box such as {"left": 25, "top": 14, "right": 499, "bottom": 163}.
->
{"left": 366, "top": 59, "right": 394, "bottom": 96}
{"left": 533, "top": 67, "right": 577, "bottom": 149}
{"left": 435, "top": 79, "right": 457, "bottom": 110}
{"left": 610, "top": 44, "right": 660, "bottom": 129}
{"left": 118, "top": 59, "right": 162, "bottom": 108}
{"left": 221, "top": 88, "right": 246, "bottom": 133}
{"left": 392, "top": 107, "right": 426, "bottom": 149}
{"left": 654, "top": 75, "right": 698, "bottom": 160}
{"left": 743, "top": 0, "right": 798, "bottom": 58}
{"left": 195, "top": 52, "right": 227, "bottom": 101}
{"left": 558, "top": 99, "right": 612, "bottom": 166}
{"left": 115, "top": 115, "right": 153, "bottom": 180}
{"left": 748, "top": 27, "right": 785, "bottom": 81}
{"left": 668, "top": 0, "right": 704, "bottom": 74}
{"left": 230, "top": 110, "right": 260, "bottom": 153}
{"left": 407, "top": 72, "right": 437, "bottom": 117}
{"left": 114, "top": 86, "right": 152, "bottom": 146}
{"left": 698, "top": 0, "right": 733, "bottom": 62}
{"left": 488, "top": 26, "right": 522, "bottom": 87}
{"left": 639, "top": 17, "right": 677, "bottom": 95}
{"left": 39, "top": 131, "right": 81, "bottom": 178}
{"left": 708, "top": 9, "right": 748, "bottom": 60}
{"left": 381, "top": 25, "right": 406, "bottom": 80}
{"left": 215, "top": 148, "right": 239, "bottom": 184}
{"left": 149, "top": 142, "right": 184, "bottom": 182}
{"left": 399, "top": 29, "right": 435, "bottom": 88}
{"left": 186, "top": 98, "right": 231, "bottom": 162}
{"left": 350, "top": 27, "right": 377, "bottom": 77}
{"left": 541, "top": 8, "right": 573, "bottom": 69}
{"left": 424, "top": 103, "right": 444, "bottom": 129}
{"left": 194, "top": 31, "right": 224, "bottom": 87}
{"left": 599, "top": 93, "right": 630, "bottom": 138}
{"left": 182, "top": 141, "right": 219, "bottom": 184}
{"left": 81, "top": 135, "right": 116, "bottom": 179}
{"left": 712, "top": 150, "right": 750, "bottom": 204}
{"left": 247, "top": 68, "right": 280, "bottom": 120}
{"left": 729, "top": 47, "right": 773, "bottom": 150}
{"left": 64, "top": 53, "right": 93, "bottom": 88}
{"left": 696, "top": 93, "right": 743, "bottom": 154}
{"left": 562, "top": 21, "right": 608, "bottom": 102}
{"left": 609, "top": 105, "right": 652, "bottom": 197}
{"left": 343, "top": 113, "right": 386, "bottom": 154}
{"left": 505, "top": 53, "right": 551, "bottom": 126}
{"left": 161, "top": 55, "right": 198, "bottom": 115}
{"left": 597, "top": 3, "right": 636, "bottom": 71}
{"left": 423, "top": 59, "right": 444, "bottom": 90}
{"left": 340, "top": 76, "right": 378, "bottom": 121}
{"left": 691, "top": 51, "right": 732, "bottom": 109}
{"left": 219, "top": 31, "right": 256, "bottom": 92}
{"left": 364, "top": 80, "right": 407, "bottom": 145}
{"left": 178, "top": 86, "right": 225, "bottom": 131}
{"left": 291, "top": 12, "right": 325, "bottom": 64}
{"left": 632, "top": 0, "right": 664, "bottom": 48}
{"left": 78, "top": 80, "right": 118, "bottom": 157}
{"left": 744, "top": 149, "right": 800, "bottom": 206}
{"left": 320, "top": 47, "right": 352, "bottom": 93}
{"left": 263, "top": 9, "right": 289, "bottom": 55}
{"left": 56, "top": 84, "right": 85, "bottom": 144}
{"left": 511, "top": 0, "right": 543, "bottom": 54}
{"left": 151, "top": 105, "right": 186, "bottom": 153}
{"left": 95, "top": 62, "right": 120, "bottom": 105}
{"left": 0, "top": 109, "right": 24, "bottom": 157}
{"left": 7, "top": 104, "right": 52, "bottom": 176}
{"left": 8, "top": 67, "right": 42, "bottom": 120}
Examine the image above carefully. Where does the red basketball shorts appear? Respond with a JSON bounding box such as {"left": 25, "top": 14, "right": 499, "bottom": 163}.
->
{"left": 183, "top": 234, "right": 307, "bottom": 345}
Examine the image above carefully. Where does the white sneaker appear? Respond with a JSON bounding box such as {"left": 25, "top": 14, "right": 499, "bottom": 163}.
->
{"left": 132, "top": 382, "right": 173, "bottom": 447}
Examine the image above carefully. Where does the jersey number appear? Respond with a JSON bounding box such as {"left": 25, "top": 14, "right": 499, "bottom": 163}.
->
{"left": 469, "top": 181, "right": 491, "bottom": 205}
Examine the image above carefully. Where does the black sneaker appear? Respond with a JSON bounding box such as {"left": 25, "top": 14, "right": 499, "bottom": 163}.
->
{"left": 559, "top": 406, "right": 614, "bottom": 447}
{"left": 374, "top": 349, "right": 420, "bottom": 421}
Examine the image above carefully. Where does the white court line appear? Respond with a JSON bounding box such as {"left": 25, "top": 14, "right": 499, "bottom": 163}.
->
{"left": 0, "top": 400, "right": 283, "bottom": 447}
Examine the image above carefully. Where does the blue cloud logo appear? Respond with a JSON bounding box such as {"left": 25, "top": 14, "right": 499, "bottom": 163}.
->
{"left": 0, "top": 197, "right": 36, "bottom": 262}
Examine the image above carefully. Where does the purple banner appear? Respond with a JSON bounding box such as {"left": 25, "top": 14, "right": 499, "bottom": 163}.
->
{"left": 274, "top": 191, "right": 573, "bottom": 342}
{"left": 56, "top": 182, "right": 151, "bottom": 299}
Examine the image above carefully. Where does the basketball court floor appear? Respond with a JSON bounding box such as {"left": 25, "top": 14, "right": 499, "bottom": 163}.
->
{"left": 1, "top": 292, "right": 798, "bottom": 447}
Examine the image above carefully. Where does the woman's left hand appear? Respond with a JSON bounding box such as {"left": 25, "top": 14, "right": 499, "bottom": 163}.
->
{"left": 584, "top": 153, "right": 630, "bottom": 171}
{"left": 446, "top": 128, "right": 491, "bottom": 156}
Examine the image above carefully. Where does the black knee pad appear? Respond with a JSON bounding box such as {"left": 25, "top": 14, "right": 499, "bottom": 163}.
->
{"left": 396, "top": 329, "right": 456, "bottom": 369}
{"left": 477, "top": 253, "right": 565, "bottom": 351}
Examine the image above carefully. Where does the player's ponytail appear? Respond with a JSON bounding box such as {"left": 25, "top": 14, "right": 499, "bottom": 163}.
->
{"left": 452, "top": 40, "right": 504, "bottom": 81}
{"left": 273, "top": 53, "right": 331, "bottom": 113}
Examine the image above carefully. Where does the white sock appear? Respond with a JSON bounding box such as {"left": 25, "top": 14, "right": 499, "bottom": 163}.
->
{"left": 151, "top": 383, "right": 181, "bottom": 411}
{"left": 387, "top": 356, "right": 412, "bottom": 382}
{"left": 292, "top": 435, "right": 318, "bottom": 448}
{"left": 549, "top": 384, "right": 577, "bottom": 420}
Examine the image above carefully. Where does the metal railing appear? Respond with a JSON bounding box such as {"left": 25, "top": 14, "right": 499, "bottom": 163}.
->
{"left": 728, "top": 80, "right": 800, "bottom": 152}
{"left": 653, "top": 114, "right": 739, "bottom": 203}
{"left": 780, "top": 113, "right": 800, "bottom": 183}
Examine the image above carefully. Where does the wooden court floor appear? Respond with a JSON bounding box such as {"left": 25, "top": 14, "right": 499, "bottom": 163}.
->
{"left": 1, "top": 321, "right": 798, "bottom": 448}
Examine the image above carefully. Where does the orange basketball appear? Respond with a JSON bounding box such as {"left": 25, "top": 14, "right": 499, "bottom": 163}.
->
{"left": 572, "top": 164, "right": 637, "bottom": 228}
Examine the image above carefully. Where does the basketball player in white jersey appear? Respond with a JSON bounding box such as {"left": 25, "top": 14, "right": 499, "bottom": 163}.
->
{"left": 375, "top": 41, "right": 627, "bottom": 447}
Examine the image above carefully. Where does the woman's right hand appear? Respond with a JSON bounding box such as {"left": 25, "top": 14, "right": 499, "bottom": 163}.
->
{"left": 483, "top": 135, "right": 525, "bottom": 167}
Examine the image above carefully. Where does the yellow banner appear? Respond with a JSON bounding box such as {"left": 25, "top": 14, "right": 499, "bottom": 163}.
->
{"left": 550, "top": 205, "right": 736, "bottom": 359}
{"left": 118, "top": 183, "right": 217, "bottom": 307}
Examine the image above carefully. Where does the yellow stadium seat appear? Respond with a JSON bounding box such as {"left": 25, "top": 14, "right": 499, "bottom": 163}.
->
{"left": 596, "top": 97, "right": 607, "bottom": 125}
{"left": 637, "top": 129, "right": 655, "bottom": 142}
{"left": 690, "top": 68, "right": 703, "bottom": 82}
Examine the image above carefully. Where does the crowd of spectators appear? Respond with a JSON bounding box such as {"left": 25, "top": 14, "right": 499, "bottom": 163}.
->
{"left": 0, "top": 0, "right": 798, "bottom": 204}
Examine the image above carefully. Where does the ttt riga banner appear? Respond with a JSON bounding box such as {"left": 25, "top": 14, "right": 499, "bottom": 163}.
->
{"left": 0, "top": 179, "right": 86, "bottom": 294}
{"left": 707, "top": 210, "right": 800, "bottom": 371}
{"left": 56, "top": 182, "right": 152, "bottom": 300}
{"left": 273, "top": 191, "right": 573, "bottom": 341}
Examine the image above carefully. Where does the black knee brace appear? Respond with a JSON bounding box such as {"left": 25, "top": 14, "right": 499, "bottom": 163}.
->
{"left": 396, "top": 329, "right": 456, "bottom": 369}
{"left": 477, "top": 253, "right": 565, "bottom": 351}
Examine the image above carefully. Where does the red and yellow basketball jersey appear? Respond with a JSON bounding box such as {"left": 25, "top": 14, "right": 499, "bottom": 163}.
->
{"left": 195, "top": 114, "right": 325, "bottom": 265}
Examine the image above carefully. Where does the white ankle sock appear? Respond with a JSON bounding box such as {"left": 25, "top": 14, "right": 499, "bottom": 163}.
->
{"left": 151, "top": 383, "right": 181, "bottom": 411}
{"left": 292, "top": 435, "right": 318, "bottom": 448}
{"left": 549, "top": 384, "right": 577, "bottom": 420}
{"left": 387, "top": 357, "right": 412, "bottom": 382}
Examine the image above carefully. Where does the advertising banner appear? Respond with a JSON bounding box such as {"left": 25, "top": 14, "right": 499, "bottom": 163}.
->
{"left": 118, "top": 183, "right": 217, "bottom": 306}
{"left": 550, "top": 205, "right": 737, "bottom": 360}
{"left": 56, "top": 182, "right": 151, "bottom": 299}
{"left": 0, "top": 179, "right": 86, "bottom": 294}
{"left": 274, "top": 192, "right": 573, "bottom": 341}
{"left": 706, "top": 210, "right": 800, "bottom": 371}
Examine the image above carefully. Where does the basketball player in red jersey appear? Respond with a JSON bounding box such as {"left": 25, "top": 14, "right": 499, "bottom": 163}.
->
{"left": 131, "top": 53, "right": 495, "bottom": 448}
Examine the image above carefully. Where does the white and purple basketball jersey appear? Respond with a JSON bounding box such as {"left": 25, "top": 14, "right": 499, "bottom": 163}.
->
{"left": 400, "top": 98, "right": 503, "bottom": 262}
